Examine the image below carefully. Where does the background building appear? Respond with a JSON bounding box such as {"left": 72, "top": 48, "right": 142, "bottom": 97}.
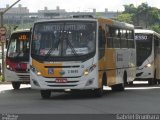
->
{"left": 1, "top": 5, "right": 118, "bottom": 25}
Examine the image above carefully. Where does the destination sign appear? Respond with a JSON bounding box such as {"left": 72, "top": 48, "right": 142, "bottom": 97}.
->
{"left": 42, "top": 24, "right": 87, "bottom": 31}
{"left": 19, "top": 34, "right": 28, "bottom": 41}
{"left": 135, "top": 35, "right": 148, "bottom": 41}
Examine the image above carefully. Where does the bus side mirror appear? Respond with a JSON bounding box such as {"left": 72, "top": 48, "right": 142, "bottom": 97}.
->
{"left": 30, "top": 27, "right": 32, "bottom": 32}
{"left": 98, "top": 29, "right": 106, "bottom": 46}
{"left": 5, "top": 39, "right": 9, "bottom": 49}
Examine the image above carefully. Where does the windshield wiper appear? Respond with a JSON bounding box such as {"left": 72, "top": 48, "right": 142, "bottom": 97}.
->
{"left": 44, "top": 24, "right": 79, "bottom": 58}
{"left": 15, "top": 51, "right": 22, "bottom": 58}
{"left": 46, "top": 33, "right": 79, "bottom": 58}
{"left": 45, "top": 42, "right": 60, "bottom": 58}
{"left": 45, "top": 33, "right": 63, "bottom": 58}
{"left": 64, "top": 32, "right": 79, "bottom": 56}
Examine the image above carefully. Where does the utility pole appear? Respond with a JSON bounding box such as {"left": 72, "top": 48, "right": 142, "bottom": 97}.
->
{"left": 0, "top": 0, "right": 21, "bottom": 82}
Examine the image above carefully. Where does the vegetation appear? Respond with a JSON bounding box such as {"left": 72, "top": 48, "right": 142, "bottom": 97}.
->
{"left": 117, "top": 3, "right": 160, "bottom": 33}
{"left": 3, "top": 23, "right": 33, "bottom": 40}
{"left": 3, "top": 3, "right": 160, "bottom": 34}
{"left": 117, "top": 13, "right": 133, "bottom": 24}
{"left": 0, "top": 76, "right": 2, "bottom": 82}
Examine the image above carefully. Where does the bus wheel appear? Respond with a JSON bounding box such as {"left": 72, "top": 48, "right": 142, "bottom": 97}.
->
{"left": 111, "top": 84, "right": 124, "bottom": 91}
{"left": 148, "top": 72, "right": 157, "bottom": 85}
{"left": 94, "top": 75, "right": 105, "bottom": 97}
{"left": 40, "top": 90, "right": 51, "bottom": 99}
{"left": 148, "top": 79, "right": 153, "bottom": 85}
{"left": 128, "top": 81, "right": 133, "bottom": 85}
{"left": 153, "top": 70, "right": 157, "bottom": 85}
{"left": 157, "top": 80, "right": 160, "bottom": 84}
{"left": 94, "top": 87, "right": 103, "bottom": 97}
{"left": 12, "top": 82, "right": 20, "bottom": 90}
{"left": 118, "top": 72, "right": 127, "bottom": 91}
{"left": 111, "top": 72, "right": 126, "bottom": 91}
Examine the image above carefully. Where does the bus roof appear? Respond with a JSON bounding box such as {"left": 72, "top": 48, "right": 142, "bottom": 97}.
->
{"left": 98, "top": 18, "right": 134, "bottom": 30}
{"left": 135, "top": 29, "right": 160, "bottom": 38}
{"left": 34, "top": 17, "right": 134, "bottom": 30}
{"left": 34, "top": 18, "right": 97, "bottom": 23}
{"left": 11, "top": 29, "right": 31, "bottom": 34}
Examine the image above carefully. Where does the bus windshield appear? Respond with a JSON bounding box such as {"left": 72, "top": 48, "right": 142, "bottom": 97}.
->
{"left": 31, "top": 21, "right": 96, "bottom": 61}
{"left": 7, "top": 31, "right": 30, "bottom": 61}
{"left": 135, "top": 33, "right": 152, "bottom": 66}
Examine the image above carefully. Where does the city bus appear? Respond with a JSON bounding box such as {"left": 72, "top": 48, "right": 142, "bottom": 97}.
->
{"left": 30, "top": 16, "right": 136, "bottom": 98}
{"left": 135, "top": 29, "right": 160, "bottom": 85}
{"left": 5, "top": 29, "right": 31, "bottom": 89}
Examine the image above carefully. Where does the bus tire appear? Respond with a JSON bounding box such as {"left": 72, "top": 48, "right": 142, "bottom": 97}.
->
{"left": 153, "top": 70, "right": 157, "bottom": 85}
{"left": 111, "top": 85, "right": 118, "bottom": 91}
{"left": 111, "top": 84, "right": 124, "bottom": 91}
{"left": 111, "top": 72, "right": 126, "bottom": 91}
{"left": 94, "top": 73, "right": 106, "bottom": 97}
{"left": 148, "top": 70, "right": 157, "bottom": 85}
{"left": 123, "top": 71, "right": 127, "bottom": 85}
{"left": 158, "top": 80, "right": 160, "bottom": 84}
{"left": 94, "top": 87, "right": 103, "bottom": 97}
{"left": 148, "top": 79, "right": 153, "bottom": 85}
{"left": 118, "top": 71, "right": 127, "bottom": 91}
{"left": 128, "top": 81, "right": 133, "bottom": 85}
{"left": 40, "top": 90, "right": 51, "bottom": 99}
{"left": 12, "top": 82, "right": 20, "bottom": 90}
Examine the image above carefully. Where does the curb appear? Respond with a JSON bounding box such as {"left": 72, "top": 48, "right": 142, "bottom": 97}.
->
{"left": 0, "top": 82, "right": 11, "bottom": 84}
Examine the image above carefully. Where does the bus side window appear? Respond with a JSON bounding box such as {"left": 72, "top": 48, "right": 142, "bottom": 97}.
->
{"left": 98, "top": 26, "right": 106, "bottom": 59}
{"left": 154, "top": 36, "right": 159, "bottom": 58}
{"left": 115, "top": 29, "right": 121, "bottom": 48}
{"left": 107, "top": 27, "right": 113, "bottom": 48}
{"left": 128, "top": 30, "right": 134, "bottom": 48}
{"left": 121, "top": 29, "right": 128, "bottom": 48}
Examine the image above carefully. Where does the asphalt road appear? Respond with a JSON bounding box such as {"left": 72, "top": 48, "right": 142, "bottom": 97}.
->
{"left": 0, "top": 82, "right": 160, "bottom": 115}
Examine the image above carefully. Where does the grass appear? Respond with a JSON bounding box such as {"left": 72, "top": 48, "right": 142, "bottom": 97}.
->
{"left": 0, "top": 76, "right": 3, "bottom": 82}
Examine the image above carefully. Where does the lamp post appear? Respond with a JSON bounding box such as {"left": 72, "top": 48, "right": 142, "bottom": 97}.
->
{"left": 0, "top": 0, "right": 21, "bottom": 82}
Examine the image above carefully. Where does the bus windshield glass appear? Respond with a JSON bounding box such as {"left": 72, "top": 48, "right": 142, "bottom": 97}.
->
{"left": 135, "top": 33, "right": 152, "bottom": 66}
{"left": 7, "top": 32, "right": 30, "bottom": 61}
{"left": 31, "top": 21, "right": 96, "bottom": 61}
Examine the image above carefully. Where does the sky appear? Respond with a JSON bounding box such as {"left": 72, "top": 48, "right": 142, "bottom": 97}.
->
{"left": 0, "top": 0, "right": 160, "bottom": 12}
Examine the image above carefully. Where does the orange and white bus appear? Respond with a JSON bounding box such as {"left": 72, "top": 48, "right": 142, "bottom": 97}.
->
{"left": 30, "top": 16, "right": 136, "bottom": 98}
{"left": 135, "top": 29, "right": 160, "bottom": 85}
{"left": 5, "top": 29, "right": 31, "bottom": 89}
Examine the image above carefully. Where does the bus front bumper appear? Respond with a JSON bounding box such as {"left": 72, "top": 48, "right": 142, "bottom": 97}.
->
{"left": 30, "top": 71, "right": 99, "bottom": 90}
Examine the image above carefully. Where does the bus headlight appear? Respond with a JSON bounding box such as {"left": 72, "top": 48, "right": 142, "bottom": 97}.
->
{"left": 6, "top": 64, "right": 13, "bottom": 71}
{"left": 6, "top": 65, "right": 10, "bottom": 69}
{"left": 84, "top": 69, "right": 89, "bottom": 76}
{"left": 146, "top": 64, "right": 151, "bottom": 67}
{"left": 30, "top": 65, "right": 41, "bottom": 76}
{"left": 144, "top": 63, "right": 152, "bottom": 68}
{"left": 83, "top": 64, "right": 96, "bottom": 76}
{"left": 37, "top": 71, "right": 41, "bottom": 76}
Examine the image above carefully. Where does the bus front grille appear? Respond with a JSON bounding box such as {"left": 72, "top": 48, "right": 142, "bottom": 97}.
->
{"left": 47, "top": 85, "right": 77, "bottom": 87}
{"left": 45, "top": 81, "right": 79, "bottom": 83}
{"left": 44, "top": 65, "right": 80, "bottom": 68}
{"left": 17, "top": 75, "right": 30, "bottom": 81}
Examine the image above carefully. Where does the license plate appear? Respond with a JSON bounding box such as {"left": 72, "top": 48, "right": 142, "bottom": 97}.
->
{"left": 55, "top": 78, "right": 67, "bottom": 83}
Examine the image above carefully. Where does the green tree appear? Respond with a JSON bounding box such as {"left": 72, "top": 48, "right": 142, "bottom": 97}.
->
{"left": 148, "top": 7, "right": 160, "bottom": 24}
{"left": 117, "top": 3, "right": 160, "bottom": 33}
{"left": 150, "top": 24, "right": 160, "bottom": 33}
{"left": 134, "top": 3, "right": 150, "bottom": 27}
{"left": 123, "top": 4, "right": 137, "bottom": 14}
{"left": 117, "top": 13, "right": 133, "bottom": 24}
